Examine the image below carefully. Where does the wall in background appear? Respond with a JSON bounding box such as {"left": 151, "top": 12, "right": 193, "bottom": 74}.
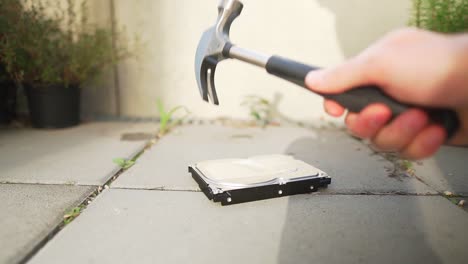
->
{"left": 84, "top": 0, "right": 411, "bottom": 122}
{"left": 81, "top": 0, "right": 119, "bottom": 119}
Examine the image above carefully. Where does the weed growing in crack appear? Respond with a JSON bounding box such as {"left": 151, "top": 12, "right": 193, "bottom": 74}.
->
{"left": 241, "top": 95, "right": 273, "bottom": 127}
{"left": 156, "top": 98, "right": 190, "bottom": 136}
{"left": 401, "top": 160, "right": 414, "bottom": 173}
{"left": 63, "top": 206, "right": 84, "bottom": 225}
{"left": 444, "top": 193, "right": 466, "bottom": 207}
{"left": 380, "top": 152, "right": 416, "bottom": 179}
{"left": 113, "top": 158, "right": 136, "bottom": 169}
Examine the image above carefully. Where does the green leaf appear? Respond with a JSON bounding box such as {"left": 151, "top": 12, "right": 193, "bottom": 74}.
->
{"left": 156, "top": 98, "right": 167, "bottom": 116}
{"left": 251, "top": 111, "right": 261, "bottom": 121}
{"left": 402, "top": 160, "right": 413, "bottom": 170}
{"left": 113, "top": 158, "right": 135, "bottom": 169}
{"left": 63, "top": 206, "right": 84, "bottom": 225}
{"left": 156, "top": 99, "right": 190, "bottom": 135}
{"left": 113, "top": 158, "right": 125, "bottom": 167}
{"left": 122, "top": 160, "right": 135, "bottom": 169}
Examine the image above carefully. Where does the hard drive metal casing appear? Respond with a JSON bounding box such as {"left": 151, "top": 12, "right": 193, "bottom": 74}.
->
{"left": 189, "top": 155, "right": 331, "bottom": 206}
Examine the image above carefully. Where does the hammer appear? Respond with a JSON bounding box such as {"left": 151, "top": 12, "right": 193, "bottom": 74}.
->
{"left": 195, "top": 0, "right": 459, "bottom": 139}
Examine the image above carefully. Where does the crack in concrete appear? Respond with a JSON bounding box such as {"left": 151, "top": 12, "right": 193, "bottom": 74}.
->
{"left": 17, "top": 186, "right": 97, "bottom": 264}
{"left": 111, "top": 186, "right": 202, "bottom": 192}
{"left": 0, "top": 181, "right": 99, "bottom": 187}
{"left": 17, "top": 134, "right": 160, "bottom": 264}
{"left": 13, "top": 122, "right": 467, "bottom": 262}
{"left": 317, "top": 191, "right": 439, "bottom": 196}
{"left": 109, "top": 186, "right": 444, "bottom": 196}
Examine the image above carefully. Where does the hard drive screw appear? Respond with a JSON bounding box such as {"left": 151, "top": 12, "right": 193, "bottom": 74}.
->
{"left": 227, "top": 197, "right": 232, "bottom": 203}
{"left": 278, "top": 190, "right": 283, "bottom": 195}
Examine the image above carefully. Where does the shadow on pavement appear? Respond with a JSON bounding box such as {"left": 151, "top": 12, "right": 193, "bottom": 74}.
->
{"left": 416, "top": 146, "right": 468, "bottom": 196}
{"left": 276, "top": 136, "right": 444, "bottom": 263}
{"left": 274, "top": 1, "right": 466, "bottom": 262}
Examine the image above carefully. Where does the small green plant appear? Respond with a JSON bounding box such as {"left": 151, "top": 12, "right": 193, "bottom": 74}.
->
{"left": 241, "top": 95, "right": 273, "bottom": 127}
{"left": 401, "top": 159, "right": 415, "bottom": 176}
{"left": 381, "top": 153, "right": 417, "bottom": 179}
{"left": 410, "top": 0, "right": 468, "bottom": 33}
{"left": 444, "top": 194, "right": 465, "bottom": 207}
{"left": 156, "top": 98, "right": 190, "bottom": 136}
{"left": 63, "top": 205, "right": 84, "bottom": 225}
{"left": 401, "top": 160, "right": 413, "bottom": 171}
{"left": 113, "top": 157, "right": 135, "bottom": 169}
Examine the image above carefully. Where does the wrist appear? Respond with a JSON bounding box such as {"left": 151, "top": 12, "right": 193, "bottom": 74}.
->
{"left": 453, "top": 34, "right": 468, "bottom": 63}
{"left": 447, "top": 34, "right": 468, "bottom": 106}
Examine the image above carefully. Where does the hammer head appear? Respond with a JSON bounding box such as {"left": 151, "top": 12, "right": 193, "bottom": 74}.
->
{"left": 195, "top": 0, "right": 243, "bottom": 105}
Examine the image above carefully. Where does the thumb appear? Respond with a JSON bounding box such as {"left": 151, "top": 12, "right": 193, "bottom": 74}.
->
{"left": 305, "top": 58, "right": 371, "bottom": 94}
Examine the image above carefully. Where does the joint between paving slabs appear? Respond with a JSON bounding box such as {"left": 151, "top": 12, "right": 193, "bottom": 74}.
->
{"left": 17, "top": 122, "right": 467, "bottom": 262}
{"left": 111, "top": 186, "right": 202, "bottom": 192}
{"left": 18, "top": 131, "right": 169, "bottom": 264}
{"left": 17, "top": 184, "right": 106, "bottom": 264}
{"left": 58, "top": 129, "right": 168, "bottom": 225}
{"left": 440, "top": 192, "right": 467, "bottom": 209}
{"left": 111, "top": 129, "right": 467, "bottom": 209}
{"left": 374, "top": 150, "right": 467, "bottom": 211}
{"left": 17, "top": 184, "right": 97, "bottom": 264}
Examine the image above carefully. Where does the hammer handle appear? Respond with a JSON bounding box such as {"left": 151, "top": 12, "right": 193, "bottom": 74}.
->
{"left": 265, "top": 55, "right": 460, "bottom": 139}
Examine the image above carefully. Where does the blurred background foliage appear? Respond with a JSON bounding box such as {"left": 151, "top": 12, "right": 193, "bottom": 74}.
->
{"left": 0, "top": 0, "right": 132, "bottom": 87}
{"left": 410, "top": 0, "right": 468, "bottom": 33}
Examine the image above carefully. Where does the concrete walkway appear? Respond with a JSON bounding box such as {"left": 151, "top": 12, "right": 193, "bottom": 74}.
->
{"left": 0, "top": 122, "right": 156, "bottom": 263}
{"left": 1, "top": 122, "right": 467, "bottom": 264}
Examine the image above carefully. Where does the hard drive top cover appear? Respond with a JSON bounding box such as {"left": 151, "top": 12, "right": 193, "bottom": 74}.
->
{"left": 193, "top": 155, "right": 327, "bottom": 190}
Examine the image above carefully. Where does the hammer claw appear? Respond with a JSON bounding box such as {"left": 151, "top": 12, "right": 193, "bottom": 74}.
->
{"left": 195, "top": 0, "right": 244, "bottom": 105}
{"left": 199, "top": 56, "right": 220, "bottom": 105}
{"left": 207, "top": 63, "right": 219, "bottom": 105}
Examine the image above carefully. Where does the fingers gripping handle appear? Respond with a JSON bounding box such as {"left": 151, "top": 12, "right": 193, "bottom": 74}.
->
{"left": 265, "top": 55, "right": 460, "bottom": 139}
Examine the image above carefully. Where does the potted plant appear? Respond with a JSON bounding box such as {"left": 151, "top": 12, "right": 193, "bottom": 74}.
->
{"left": 0, "top": 0, "right": 22, "bottom": 124}
{"left": 0, "top": 0, "right": 131, "bottom": 128}
{"left": 0, "top": 64, "right": 16, "bottom": 124}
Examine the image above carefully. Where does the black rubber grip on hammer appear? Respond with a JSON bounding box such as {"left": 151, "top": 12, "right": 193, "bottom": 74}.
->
{"left": 265, "top": 55, "right": 460, "bottom": 139}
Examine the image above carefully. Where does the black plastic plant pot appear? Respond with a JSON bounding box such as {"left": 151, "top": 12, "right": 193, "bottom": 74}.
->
{"left": 0, "top": 81, "right": 17, "bottom": 124}
{"left": 25, "top": 84, "right": 80, "bottom": 128}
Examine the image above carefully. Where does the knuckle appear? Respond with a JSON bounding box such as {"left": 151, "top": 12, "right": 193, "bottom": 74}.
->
{"left": 345, "top": 124, "right": 362, "bottom": 139}
{"left": 384, "top": 28, "right": 422, "bottom": 44}
{"left": 356, "top": 50, "right": 387, "bottom": 85}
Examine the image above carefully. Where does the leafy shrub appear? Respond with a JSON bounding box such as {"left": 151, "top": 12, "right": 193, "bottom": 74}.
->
{"left": 0, "top": 0, "right": 132, "bottom": 87}
{"left": 410, "top": 0, "right": 468, "bottom": 33}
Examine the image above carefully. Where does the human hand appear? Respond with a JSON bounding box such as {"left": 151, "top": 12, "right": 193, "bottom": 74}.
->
{"left": 306, "top": 28, "right": 468, "bottom": 160}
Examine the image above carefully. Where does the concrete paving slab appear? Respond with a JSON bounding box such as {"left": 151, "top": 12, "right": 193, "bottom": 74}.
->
{"left": 414, "top": 146, "right": 468, "bottom": 195}
{"left": 0, "top": 184, "right": 93, "bottom": 264}
{"left": 0, "top": 122, "right": 156, "bottom": 185}
{"left": 113, "top": 124, "right": 433, "bottom": 194}
{"left": 30, "top": 189, "right": 468, "bottom": 264}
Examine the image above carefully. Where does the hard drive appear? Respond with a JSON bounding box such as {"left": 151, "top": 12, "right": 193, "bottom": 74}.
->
{"left": 189, "top": 155, "right": 331, "bottom": 205}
